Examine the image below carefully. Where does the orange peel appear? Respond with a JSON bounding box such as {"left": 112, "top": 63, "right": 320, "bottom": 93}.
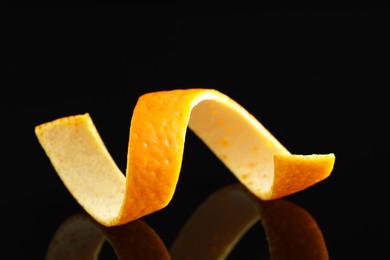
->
{"left": 35, "top": 88, "right": 335, "bottom": 226}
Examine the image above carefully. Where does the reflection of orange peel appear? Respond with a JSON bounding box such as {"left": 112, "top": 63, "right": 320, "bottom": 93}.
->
{"left": 46, "top": 183, "right": 328, "bottom": 259}
{"left": 35, "top": 88, "right": 335, "bottom": 227}
{"left": 45, "top": 213, "right": 170, "bottom": 260}
{"left": 170, "top": 183, "right": 329, "bottom": 259}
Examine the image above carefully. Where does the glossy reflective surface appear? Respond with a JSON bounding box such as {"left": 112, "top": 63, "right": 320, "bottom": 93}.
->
{"left": 3, "top": 8, "right": 389, "bottom": 259}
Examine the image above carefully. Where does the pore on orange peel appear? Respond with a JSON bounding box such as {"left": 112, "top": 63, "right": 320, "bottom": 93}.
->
{"left": 35, "top": 88, "right": 335, "bottom": 227}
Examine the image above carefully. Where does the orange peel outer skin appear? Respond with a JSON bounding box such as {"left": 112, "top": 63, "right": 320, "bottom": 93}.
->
{"left": 121, "top": 90, "right": 198, "bottom": 223}
{"left": 35, "top": 88, "right": 335, "bottom": 227}
{"left": 272, "top": 154, "right": 335, "bottom": 199}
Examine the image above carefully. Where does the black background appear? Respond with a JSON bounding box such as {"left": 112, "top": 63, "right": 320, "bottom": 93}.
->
{"left": 3, "top": 7, "right": 390, "bottom": 259}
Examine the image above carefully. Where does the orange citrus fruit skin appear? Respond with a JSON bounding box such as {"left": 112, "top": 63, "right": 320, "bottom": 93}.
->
{"left": 272, "top": 154, "right": 335, "bottom": 199}
{"left": 120, "top": 90, "right": 197, "bottom": 223}
{"left": 35, "top": 88, "right": 335, "bottom": 227}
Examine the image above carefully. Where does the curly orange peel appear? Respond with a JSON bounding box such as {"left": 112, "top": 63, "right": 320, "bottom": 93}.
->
{"left": 35, "top": 88, "right": 335, "bottom": 226}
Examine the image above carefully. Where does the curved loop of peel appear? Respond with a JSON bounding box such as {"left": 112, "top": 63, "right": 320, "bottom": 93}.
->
{"left": 35, "top": 88, "right": 335, "bottom": 226}
{"left": 170, "top": 183, "right": 329, "bottom": 260}
{"left": 45, "top": 213, "right": 170, "bottom": 260}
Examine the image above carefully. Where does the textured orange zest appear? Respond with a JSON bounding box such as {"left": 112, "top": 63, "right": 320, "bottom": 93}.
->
{"left": 170, "top": 184, "right": 329, "bottom": 259}
{"left": 35, "top": 88, "right": 335, "bottom": 226}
